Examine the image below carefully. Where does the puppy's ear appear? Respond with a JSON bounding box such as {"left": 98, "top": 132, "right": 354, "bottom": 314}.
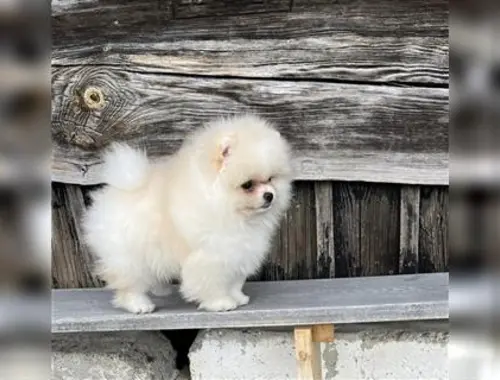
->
{"left": 214, "top": 134, "right": 234, "bottom": 172}
{"left": 220, "top": 135, "right": 232, "bottom": 158}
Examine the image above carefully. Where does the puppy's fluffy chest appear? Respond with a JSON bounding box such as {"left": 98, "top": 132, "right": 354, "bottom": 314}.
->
{"left": 167, "top": 204, "right": 272, "bottom": 275}
{"left": 201, "top": 223, "right": 270, "bottom": 270}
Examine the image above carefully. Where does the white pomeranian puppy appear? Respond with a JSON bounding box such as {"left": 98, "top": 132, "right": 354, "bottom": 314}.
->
{"left": 82, "top": 114, "right": 293, "bottom": 313}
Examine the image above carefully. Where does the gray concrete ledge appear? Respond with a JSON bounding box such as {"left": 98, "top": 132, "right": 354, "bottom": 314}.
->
{"left": 189, "top": 324, "right": 448, "bottom": 380}
{"left": 52, "top": 331, "right": 180, "bottom": 380}
{"left": 52, "top": 274, "right": 449, "bottom": 333}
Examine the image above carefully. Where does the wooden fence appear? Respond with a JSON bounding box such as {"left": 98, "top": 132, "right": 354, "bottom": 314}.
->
{"left": 51, "top": 0, "right": 449, "bottom": 288}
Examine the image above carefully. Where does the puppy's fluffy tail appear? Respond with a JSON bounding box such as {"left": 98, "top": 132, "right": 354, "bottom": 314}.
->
{"left": 100, "top": 143, "right": 150, "bottom": 191}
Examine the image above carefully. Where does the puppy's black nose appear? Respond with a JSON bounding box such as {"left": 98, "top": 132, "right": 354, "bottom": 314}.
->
{"left": 263, "top": 192, "right": 273, "bottom": 203}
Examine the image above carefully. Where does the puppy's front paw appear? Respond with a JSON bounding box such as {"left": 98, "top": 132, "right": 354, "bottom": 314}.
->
{"left": 198, "top": 297, "right": 239, "bottom": 312}
{"left": 231, "top": 291, "right": 250, "bottom": 306}
{"left": 112, "top": 292, "right": 156, "bottom": 314}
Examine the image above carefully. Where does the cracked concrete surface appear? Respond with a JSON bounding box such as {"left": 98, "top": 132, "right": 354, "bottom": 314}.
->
{"left": 189, "top": 324, "right": 448, "bottom": 380}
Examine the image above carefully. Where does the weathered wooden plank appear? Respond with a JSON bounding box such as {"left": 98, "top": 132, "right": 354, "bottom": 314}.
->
{"left": 52, "top": 183, "right": 103, "bottom": 288}
{"left": 52, "top": 2, "right": 448, "bottom": 84}
{"left": 261, "top": 226, "right": 285, "bottom": 281}
{"left": 293, "top": 0, "right": 448, "bottom": 36}
{"left": 359, "top": 184, "right": 400, "bottom": 276}
{"left": 53, "top": 0, "right": 447, "bottom": 36}
{"left": 51, "top": 0, "right": 171, "bottom": 19}
{"left": 173, "top": 0, "right": 290, "bottom": 19}
{"left": 419, "top": 187, "right": 448, "bottom": 272}
{"left": 333, "top": 183, "right": 361, "bottom": 277}
{"left": 399, "top": 186, "right": 421, "bottom": 274}
{"left": 125, "top": 36, "right": 447, "bottom": 85}
{"left": 258, "top": 182, "right": 317, "bottom": 280}
{"left": 314, "top": 182, "right": 334, "bottom": 278}
{"left": 52, "top": 273, "right": 450, "bottom": 333}
{"left": 51, "top": 66, "right": 449, "bottom": 185}
{"left": 334, "top": 183, "right": 400, "bottom": 277}
{"left": 301, "top": 182, "right": 317, "bottom": 279}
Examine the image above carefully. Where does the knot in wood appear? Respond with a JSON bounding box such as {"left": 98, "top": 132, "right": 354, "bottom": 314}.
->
{"left": 82, "top": 87, "right": 105, "bottom": 110}
{"left": 298, "top": 351, "right": 309, "bottom": 361}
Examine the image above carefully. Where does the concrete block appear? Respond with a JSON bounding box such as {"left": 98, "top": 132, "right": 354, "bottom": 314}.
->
{"left": 52, "top": 331, "right": 181, "bottom": 380}
{"left": 189, "top": 324, "right": 448, "bottom": 380}
{"left": 191, "top": 329, "right": 295, "bottom": 380}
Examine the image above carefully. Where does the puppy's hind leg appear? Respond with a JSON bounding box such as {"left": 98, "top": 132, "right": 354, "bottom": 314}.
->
{"left": 180, "top": 250, "right": 239, "bottom": 312}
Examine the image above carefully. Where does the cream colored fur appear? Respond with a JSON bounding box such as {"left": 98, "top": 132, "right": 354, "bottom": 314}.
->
{"left": 82, "top": 115, "right": 293, "bottom": 313}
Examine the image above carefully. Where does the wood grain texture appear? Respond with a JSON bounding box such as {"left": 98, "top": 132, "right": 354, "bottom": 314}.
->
{"left": 311, "top": 324, "right": 334, "bottom": 343}
{"left": 334, "top": 183, "right": 400, "bottom": 277}
{"left": 173, "top": 0, "right": 290, "bottom": 19}
{"left": 360, "top": 184, "right": 400, "bottom": 276}
{"left": 52, "top": 183, "right": 103, "bottom": 288}
{"left": 258, "top": 182, "right": 317, "bottom": 281}
{"left": 333, "top": 183, "right": 361, "bottom": 277}
{"left": 294, "top": 326, "right": 322, "bottom": 380}
{"left": 292, "top": 0, "right": 448, "bottom": 36}
{"left": 53, "top": 0, "right": 447, "bottom": 34}
{"left": 51, "top": 66, "right": 449, "bottom": 185}
{"left": 314, "top": 182, "right": 334, "bottom": 278}
{"left": 51, "top": 273, "right": 450, "bottom": 333}
{"left": 419, "top": 187, "right": 448, "bottom": 273}
{"left": 52, "top": 1, "right": 448, "bottom": 84}
{"left": 52, "top": 0, "right": 448, "bottom": 36}
{"left": 399, "top": 186, "right": 421, "bottom": 274}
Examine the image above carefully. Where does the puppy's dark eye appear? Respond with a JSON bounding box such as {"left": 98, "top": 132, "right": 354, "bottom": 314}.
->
{"left": 241, "top": 180, "right": 254, "bottom": 190}
{"left": 268, "top": 176, "right": 273, "bottom": 182}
